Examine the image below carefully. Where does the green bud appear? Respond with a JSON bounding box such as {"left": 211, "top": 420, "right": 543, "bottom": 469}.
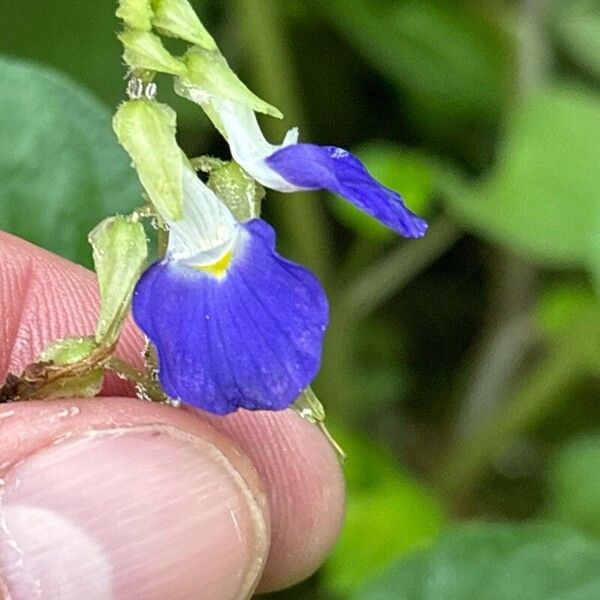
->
{"left": 208, "top": 161, "right": 265, "bottom": 221}
{"left": 113, "top": 99, "right": 184, "bottom": 221}
{"left": 90, "top": 216, "right": 148, "bottom": 346}
{"left": 151, "top": 0, "right": 216, "bottom": 49}
{"left": 176, "top": 47, "right": 282, "bottom": 118}
{"left": 119, "top": 29, "right": 187, "bottom": 76}
{"left": 39, "top": 337, "right": 104, "bottom": 399}
{"left": 116, "top": 0, "right": 154, "bottom": 31}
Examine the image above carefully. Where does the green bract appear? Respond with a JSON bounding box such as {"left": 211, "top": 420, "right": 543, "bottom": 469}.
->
{"left": 90, "top": 216, "right": 148, "bottom": 346}
{"left": 292, "top": 387, "right": 326, "bottom": 423}
{"left": 207, "top": 161, "right": 265, "bottom": 221}
{"left": 151, "top": 0, "right": 216, "bottom": 49}
{"left": 39, "top": 337, "right": 104, "bottom": 398}
{"left": 119, "top": 29, "right": 187, "bottom": 76}
{"left": 116, "top": 0, "right": 154, "bottom": 31}
{"left": 175, "top": 47, "right": 282, "bottom": 118}
{"left": 113, "top": 99, "right": 183, "bottom": 221}
{"left": 40, "top": 336, "right": 97, "bottom": 365}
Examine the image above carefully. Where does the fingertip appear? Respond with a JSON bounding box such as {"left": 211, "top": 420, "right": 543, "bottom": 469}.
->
{"left": 0, "top": 231, "right": 144, "bottom": 395}
{"left": 204, "top": 409, "right": 346, "bottom": 592}
{"left": 0, "top": 397, "right": 270, "bottom": 600}
{"left": 0, "top": 233, "right": 347, "bottom": 594}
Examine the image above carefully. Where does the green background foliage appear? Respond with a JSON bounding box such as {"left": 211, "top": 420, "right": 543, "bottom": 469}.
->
{"left": 353, "top": 523, "right": 600, "bottom": 599}
{"left": 0, "top": 59, "right": 140, "bottom": 267}
{"left": 1, "top": 0, "right": 600, "bottom": 598}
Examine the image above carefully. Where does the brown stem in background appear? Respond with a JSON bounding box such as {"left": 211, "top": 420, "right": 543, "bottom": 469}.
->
{"left": 438, "top": 0, "right": 560, "bottom": 502}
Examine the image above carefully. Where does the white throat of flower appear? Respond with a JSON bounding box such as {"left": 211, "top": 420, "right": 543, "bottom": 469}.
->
{"left": 166, "top": 168, "right": 240, "bottom": 271}
{"left": 212, "top": 99, "right": 300, "bottom": 192}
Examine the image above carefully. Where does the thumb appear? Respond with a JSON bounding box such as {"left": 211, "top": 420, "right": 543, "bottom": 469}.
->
{"left": 0, "top": 397, "right": 269, "bottom": 600}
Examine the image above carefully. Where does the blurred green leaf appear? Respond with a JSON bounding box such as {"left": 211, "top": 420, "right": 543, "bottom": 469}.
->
{"left": 444, "top": 87, "right": 600, "bottom": 268}
{"left": 329, "top": 318, "right": 409, "bottom": 418}
{"left": 548, "top": 434, "right": 600, "bottom": 538}
{"left": 0, "top": 0, "right": 210, "bottom": 133}
{"left": 0, "top": 58, "right": 141, "bottom": 266}
{"left": 315, "top": 0, "right": 508, "bottom": 131}
{"left": 589, "top": 215, "right": 600, "bottom": 296}
{"left": 552, "top": 0, "right": 600, "bottom": 80}
{"left": 324, "top": 431, "right": 445, "bottom": 595}
{"left": 353, "top": 522, "right": 600, "bottom": 599}
{"left": 328, "top": 143, "right": 434, "bottom": 242}
{"left": 536, "top": 282, "right": 600, "bottom": 373}
{"left": 537, "top": 283, "right": 599, "bottom": 338}
{"left": 0, "top": 2, "right": 123, "bottom": 107}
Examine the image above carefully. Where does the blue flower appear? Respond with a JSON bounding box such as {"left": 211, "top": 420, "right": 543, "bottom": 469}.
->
{"left": 215, "top": 99, "right": 428, "bottom": 238}
{"left": 132, "top": 169, "right": 328, "bottom": 414}
{"left": 132, "top": 100, "right": 428, "bottom": 415}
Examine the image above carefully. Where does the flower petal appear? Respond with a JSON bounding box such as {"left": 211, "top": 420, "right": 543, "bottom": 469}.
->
{"left": 266, "top": 144, "right": 428, "bottom": 238}
{"left": 214, "top": 99, "right": 299, "bottom": 191}
{"left": 167, "top": 168, "right": 237, "bottom": 261}
{"left": 132, "top": 219, "right": 328, "bottom": 414}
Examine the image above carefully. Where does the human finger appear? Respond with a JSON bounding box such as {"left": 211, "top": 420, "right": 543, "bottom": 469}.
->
{"left": 0, "top": 231, "right": 345, "bottom": 593}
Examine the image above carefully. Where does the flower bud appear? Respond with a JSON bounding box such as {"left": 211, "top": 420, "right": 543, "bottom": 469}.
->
{"left": 113, "top": 99, "right": 184, "bottom": 221}
{"left": 89, "top": 216, "right": 148, "bottom": 346}
{"left": 116, "top": 0, "right": 154, "bottom": 31}
{"left": 119, "top": 29, "right": 187, "bottom": 76}
{"left": 151, "top": 0, "right": 216, "bottom": 49}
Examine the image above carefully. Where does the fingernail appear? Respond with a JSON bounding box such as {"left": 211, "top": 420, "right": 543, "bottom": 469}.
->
{"left": 0, "top": 426, "right": 268, "bottom": 600}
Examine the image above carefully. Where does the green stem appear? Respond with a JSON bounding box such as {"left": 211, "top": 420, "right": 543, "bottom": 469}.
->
{"left": 454, "top": 311, "right": 535, "bottom": 438}
{"left": 452, "top": 247, "right": 536, "bottom": 439}
{"left": 338, "top": 216, "right": 460, "bottom": 320}
{"left": 232, "top": 0, "right": 332, "bottom": 281}
{"left": 157, "top": 227, "right": 169, "bottom": 258}
{"left": 517, "top": 0, "right": 553, "bottom": 98}
{"left": 107, "top": 357, "right": 168, "bottom": 403}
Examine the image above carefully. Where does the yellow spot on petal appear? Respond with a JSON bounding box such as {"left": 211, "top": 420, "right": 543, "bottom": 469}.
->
{"left": 194, "top": 250, "right": 233, "bottom": 279}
